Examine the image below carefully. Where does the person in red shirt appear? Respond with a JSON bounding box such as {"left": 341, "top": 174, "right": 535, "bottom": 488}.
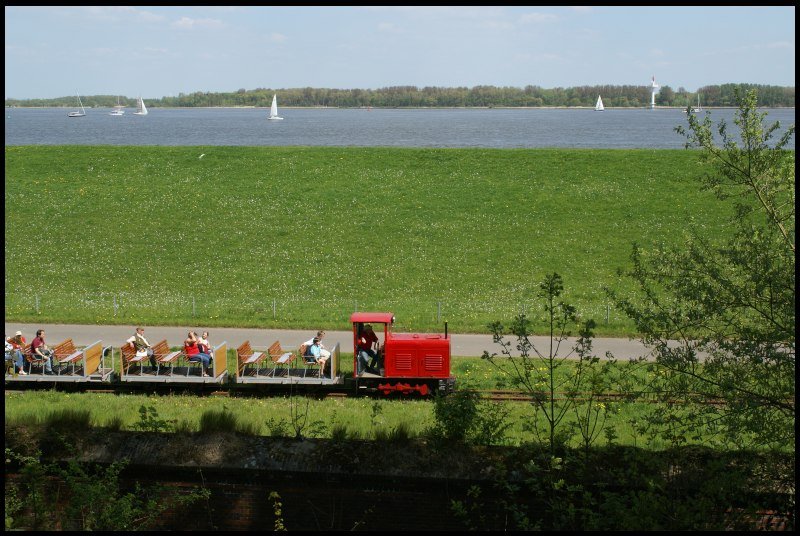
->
{"left": 356, "top": 324, "right": 380, "bottom": 375}
{"left": 30, "top": 328, "right": 54, "bottom": 374}
{"left": 184, "top": 331, "right": 211, "bottom": 377}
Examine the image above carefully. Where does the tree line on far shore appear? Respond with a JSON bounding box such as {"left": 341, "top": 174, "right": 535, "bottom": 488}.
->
{"left": 5, "top": 83, "right": 794, "bottom": 109}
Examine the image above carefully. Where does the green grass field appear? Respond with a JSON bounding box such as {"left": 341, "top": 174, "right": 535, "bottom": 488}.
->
{"left": 4, "top": 146, "right": 729, "bottom": 335}
{"left": 0, "top": 356, "right": 681, "bottom": 450}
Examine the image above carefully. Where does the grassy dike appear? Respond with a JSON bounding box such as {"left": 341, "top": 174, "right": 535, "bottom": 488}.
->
{"left": 4, "top": 146, "right": 729, "bottom": 335}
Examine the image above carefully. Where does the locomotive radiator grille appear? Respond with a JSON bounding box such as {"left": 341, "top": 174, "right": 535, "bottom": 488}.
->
{"left": 395, "top": 354, "right": 412, "bottom": 371}
{"left": 424, "top": 354, "right": 443, "bottom": 371}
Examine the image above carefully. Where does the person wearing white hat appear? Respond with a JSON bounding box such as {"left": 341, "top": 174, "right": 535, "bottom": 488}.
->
{"left": 6, "top": 331, "right": 28, "bottom": 375}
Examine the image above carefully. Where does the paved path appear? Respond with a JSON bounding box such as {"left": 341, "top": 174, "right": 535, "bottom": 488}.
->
{"left": 5, "top": 322, "right": 654, "bottom": 360}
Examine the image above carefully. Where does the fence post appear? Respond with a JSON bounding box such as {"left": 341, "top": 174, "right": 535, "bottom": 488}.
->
{"left": 273, "top": 298, "right": 276, "bottom": 320}
{"left": 35, "top": 294, "right": 39, "bottom": 314}
{"left": 606, "top": 304, "right": 610, "bottom": 324}
{"left": 192, "top": 296, "right": 196, "bottom": 318}
{"left": 114, "top": 295, "right": 118, "bottom": 317}
{"left": 437, "top": 301, "right": 441, "bottom": 324}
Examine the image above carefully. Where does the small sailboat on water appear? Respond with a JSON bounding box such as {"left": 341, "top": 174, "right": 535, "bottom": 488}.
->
{"left": 109, "top": 95, "right": 125, "bottom": 116}
{"left": 268, "top": 94, "right": 283, "bottom": 120}
{"left": 68, "top": 94, "right": 86, "bottom": 117}
{"left": 686, "top": 94, "right": 702, "bottom": 114}
{"left": 594, "top": 95, "right": 604, "bottom": 112}
{"left": 133, "top": 95, "right": 148, "bottom": 115}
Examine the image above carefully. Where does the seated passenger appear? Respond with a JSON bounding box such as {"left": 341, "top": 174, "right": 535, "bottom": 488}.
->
{"left": 198, "top": 331, "right": 213, "bottom": 365}
{"left": 304, "top": 337, "right": 329, "bottom": 374}
{"left": 6, "top": 331, "right": 28, "bottom": 375}
{"left": 184, "top": 331, "right": 211, "bottom": 377}
{"left": 30, "top": 329, "right": 54, "bottom": 374}
{"left": 126, "top": 327, "right": 157, "bottom": 370}
{"left": 356, "top": 324, "right": 379, "bottom": 375}
{"left": 303, "top": 330, "right": 331, "bottom": 362}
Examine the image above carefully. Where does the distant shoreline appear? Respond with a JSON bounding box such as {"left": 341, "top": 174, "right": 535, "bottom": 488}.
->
{"left": 6, "top": 105, "right": 796, "bottom": 110}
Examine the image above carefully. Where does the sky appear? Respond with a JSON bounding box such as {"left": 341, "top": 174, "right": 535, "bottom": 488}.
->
{"left": 4, "top": 5, "right": 796, "bottom": 100}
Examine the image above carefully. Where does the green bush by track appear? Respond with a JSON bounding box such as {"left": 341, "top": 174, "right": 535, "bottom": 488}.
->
{"left": 5, "top": 146, "right": 728, "bottom": 335}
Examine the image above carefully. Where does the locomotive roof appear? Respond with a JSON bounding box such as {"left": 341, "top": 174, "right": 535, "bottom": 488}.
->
{"left": 350, "top": 312, "right": 395, "bottom": 324}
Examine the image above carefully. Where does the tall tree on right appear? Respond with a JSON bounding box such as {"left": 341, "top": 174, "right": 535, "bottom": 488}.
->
{"left": 607, "top": 88, "right": 795, "bottom": 450}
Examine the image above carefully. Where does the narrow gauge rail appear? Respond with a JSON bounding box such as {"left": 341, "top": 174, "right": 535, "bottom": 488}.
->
{"left": 5, "top": 312, "right": 457, "bottom": 398}
{"left": 475, "top": 390, "right": 791, "bottom": 407}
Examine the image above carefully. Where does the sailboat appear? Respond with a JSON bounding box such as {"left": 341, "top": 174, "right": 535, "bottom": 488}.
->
{"left": 68, "top": 94, "right": 86, "bottom": 117}
{"left": 594, "top": 95, "right": 604, "bottom": 112}
{"left": 133, "top": 96, "right": 148, "bottom": 115}
{"left": 686, "top": 94, "right": 702, "bottom": 114}
{"left": 109, "top": 95, "right": 125, "bottom": 116}
{"left": 692, "top": 94, "right": 701, "bottom": 113}
{"left": 268, "top": 94, "right": 283, "bottom": 120}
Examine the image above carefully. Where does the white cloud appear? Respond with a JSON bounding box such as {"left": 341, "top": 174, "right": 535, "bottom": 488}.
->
{"left": 82, "top": 6, "right": 165, "bottom": 23}
{"left": 171, "top": 17, "right": 224, "bottom": 29}
{"left": 377, "top": 22, "right": 402, "bottom": 33}
{"left": 88, "top": 47, "right": 116, "bottom": 58}
{"left": 270, "top": 33, "right": 287, "bottom": 43}
{"left": 519, "top": 12, "right": 558, "bottom": 24}
{"left": 760, "top": 41, "right": 793, "bottom": 50}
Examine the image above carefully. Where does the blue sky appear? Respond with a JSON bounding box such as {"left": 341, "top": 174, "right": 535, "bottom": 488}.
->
{"left": 4, "top": 6, "right": 795, "bottom": 100}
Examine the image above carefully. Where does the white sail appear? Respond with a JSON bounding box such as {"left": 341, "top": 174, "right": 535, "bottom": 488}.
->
{"left": 109, "top": 95, "right": 125, "bottom": 116}
{"left": 68, "top": 94, "right": 86, "bottom": 117}
{"left": 268, "top": 94, "right": 283, "bottom": 120}
{"left": 133, "top": 96, "right": 148, "bottom": 115}
{"left": 595, "top": 95, "right": 604, "bottom": 112}
{"left": 687, "top": 94, "right": 702, "bottom": 114}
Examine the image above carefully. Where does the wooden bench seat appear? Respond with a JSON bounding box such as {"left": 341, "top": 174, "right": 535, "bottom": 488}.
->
{"left": 24, "top": 344, "right": 50, "bottom": 374}
{"left": 121, "top": 338, "right": 175, "bottom": 375}
{"left": 53, "top": 338, "right": 82, "bottom": 375}
{"left": 268, "top": 340, "right": 296, "bottom": 377}
{"left": 269, "top": 340, "right": 295, "bottom": 367}
{"left": 120, "top": 343, "right": 140, "bottom": 374}
{"left": 237, "top": 340, "right": 266, "bottom": 376}
{"left": 152, "top": 339, "right": 182, "bottom": 375}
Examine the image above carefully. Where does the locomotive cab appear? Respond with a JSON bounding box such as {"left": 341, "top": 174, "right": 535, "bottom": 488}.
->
{"left": 350, "top": 312, "right": 454, "bottom": 396}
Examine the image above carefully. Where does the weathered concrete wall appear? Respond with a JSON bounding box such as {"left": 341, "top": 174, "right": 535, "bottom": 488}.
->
{"left": 7, "top": 429, "right": 510, "bottom": 530}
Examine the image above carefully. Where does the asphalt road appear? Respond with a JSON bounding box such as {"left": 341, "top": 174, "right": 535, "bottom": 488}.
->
{"left": 4, "top": 322, "right": 654, "bottom": 360}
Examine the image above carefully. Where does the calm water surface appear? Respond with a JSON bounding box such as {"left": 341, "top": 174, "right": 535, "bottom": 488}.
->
{"left": 4, "top": 107, "right": 795, "bottom": 149}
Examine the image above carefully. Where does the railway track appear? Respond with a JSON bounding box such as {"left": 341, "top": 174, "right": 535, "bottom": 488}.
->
{"left": 476, "top": 389, "right": 746, "bottom": 406}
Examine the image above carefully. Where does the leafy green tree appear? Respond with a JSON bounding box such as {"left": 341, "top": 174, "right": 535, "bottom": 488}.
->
{"left": 482, "top": 273, "right": 618, "bottom": 455}
{"left": 607, "top": 89, "right": 795, "bottom": 450}
{"left": 657, "top": 85, "right": 675, "bottom": 106}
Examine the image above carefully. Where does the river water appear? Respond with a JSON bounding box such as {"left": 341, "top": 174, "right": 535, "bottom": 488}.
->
{"left": 4, "top": 106, "right": 795, "bottom": 149}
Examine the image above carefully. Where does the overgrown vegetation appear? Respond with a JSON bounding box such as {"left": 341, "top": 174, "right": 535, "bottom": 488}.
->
{"left": 607, "top": 89, "right": 795, "bottom": 452}
{"left": 5, "top": 443, "right": 210, "bottom": 531}
{"left": 483, "top": 273, "right": 624, "bottom": 455}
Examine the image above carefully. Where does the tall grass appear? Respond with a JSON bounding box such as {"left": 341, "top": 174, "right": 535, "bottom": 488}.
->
{"left": 5, "top": 146, "right": 729, "bottom": 335}
{"left": 4, "top": 355, "right": 748, "bottom": 451}
{"left": 199, "top": 408, "right": 261, "bottom": 435}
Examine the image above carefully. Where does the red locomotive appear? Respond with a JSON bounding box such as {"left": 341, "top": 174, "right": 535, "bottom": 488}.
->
{"left": 350, "top": 312, "right": 455, "bottom": 396}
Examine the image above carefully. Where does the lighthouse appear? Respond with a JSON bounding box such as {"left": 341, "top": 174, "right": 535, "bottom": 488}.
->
{"left": 650, "top": 76, "right": 660, "bottom": 109}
